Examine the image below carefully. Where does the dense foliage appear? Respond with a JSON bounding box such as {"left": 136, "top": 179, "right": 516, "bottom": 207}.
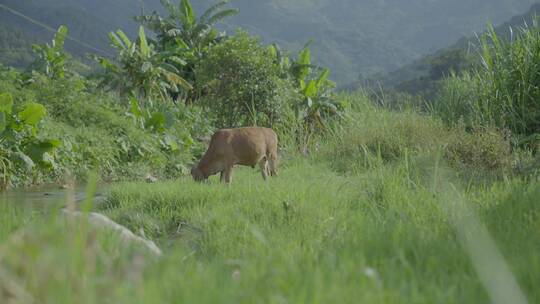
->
{"left": 0, "top": 90, "right": 57, "bottom": 189}
{"left": 0, "top": 0, "right": 344, "bottom": 187}
{"left": 0, "top": 64, "right": 210, "bottom": 187}
{"left": 95, "top": 26, "right": 192, "bottom": 100}
{"left": 195, "top": 32, "right": 297, "bottom": 128}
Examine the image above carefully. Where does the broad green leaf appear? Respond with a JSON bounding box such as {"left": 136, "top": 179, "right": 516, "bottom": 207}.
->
{"left": 206, "top": 9, "right": 239, "bottom": 25}
{"left": 25, "top": 140, "right": 60, "bottom": 167}
{"left": 174, "top": 37, "right": 190, "bottom": 50}
{"left": 298, "top": 47, "right": 311, "bottom": 66}
{"left": 0, "top": 93, "right": 13, "bottom": 114}
{"left": 316, "top": 68, "right": 330, "bottom": 88}
{"left": 199, "top": 1, "right": 228, "bottom": 22}
{"left": 138, "top": 26, "right": 150, "bottom": 57}
{"left": 108, "top": 32, "right": 125, "bottom": 49}
{"left": 116, "top": 30, "right": 133, "bottom": 49}
{"left": 45, "top": 139, "right": 62, "bottom": 148}
{"left": 268, "top": 44, "right": 277, "bottom": 59}
{"left": 53, "top": 25, "right": 68, "bottom": 51}
{"left": 167, "top": 56, "right": 187, "bottom": 66}
{"left": 19, "top": 103, "right": 47, "bottom": 126}
{"left": 303, "top": 80, "right": 318, "bottom": 98}
{"left": 160, "top": 62, "right": 180, "bottom": 74}
{"left": 180, "top": 0, "right": 196, "bottom": 26}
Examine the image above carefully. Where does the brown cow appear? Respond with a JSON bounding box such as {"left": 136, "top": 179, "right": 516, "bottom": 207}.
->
{"left": 191, "top": 127, "right": 278, "bottom": 183}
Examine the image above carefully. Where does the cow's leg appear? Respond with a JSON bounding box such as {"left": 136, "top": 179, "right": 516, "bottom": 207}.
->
{"left": 259, "top": 158, "right": 268, "bottom": 181}
{"left": 268, "top": 152, "right": 278, "bottom": 177}
{"left": 222, "top": 165, "right": 234, "bottom": 184}
{"left": 220, "top": 170, "right": 225, "bottom": 183}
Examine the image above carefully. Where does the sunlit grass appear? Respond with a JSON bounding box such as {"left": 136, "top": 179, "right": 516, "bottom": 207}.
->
{"left": 0, "top": 95, "right": 538, "bottom": 303}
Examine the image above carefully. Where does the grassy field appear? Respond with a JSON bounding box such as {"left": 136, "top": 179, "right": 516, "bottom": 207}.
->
{"left": 1, "top": 97, "right": 538, "bottom": 303}
{"left": 1, "top": 2, "right": 540, "bottom": 302}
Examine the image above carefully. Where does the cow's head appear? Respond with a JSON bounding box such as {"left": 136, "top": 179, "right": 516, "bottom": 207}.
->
{"left": 190, "top": 166, "right": 207, "bottom": 182}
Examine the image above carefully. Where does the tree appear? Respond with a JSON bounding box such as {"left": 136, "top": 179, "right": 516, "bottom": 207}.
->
{"left": 0, "top": 92, "right": 59, "bottom": 189}
{"left": 94, "top": 26, "right": 192, "bottom": 101}
{"left": 30, "top": 25, "right": 69, "bottom": 79}
{"left": 195, "top": 31, "right": 297, "bottom": 128}
{"left": 136, "top": 0, "right": 239, "bottom": 103}
{"left": 267, "top": 42, "right": 344, "bottom": 153}
{"left": 136, "top": 0, "right": 238, "bottom": 51}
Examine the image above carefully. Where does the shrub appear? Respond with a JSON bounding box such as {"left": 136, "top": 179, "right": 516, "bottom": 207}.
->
{"left": 317, "top": 92, "right": 514, "bottom": 176}
{"left": 0, "top": 67, "right": 205, "bottom": 186}
{"left": 195, "top": 31, "right": 298, "bottom": 128}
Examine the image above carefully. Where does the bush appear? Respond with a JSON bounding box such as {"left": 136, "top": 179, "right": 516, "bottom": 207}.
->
{"left": 195, "top": 31, "right": 298, "bottom": 128}
{"left": 0, "top": 67, "right": 206, "bottom": 186}
{"left": 445, "top": 126, "right": 513, "bottom": 173}
{"left": 317, "top": 92, "right": 514, "bottom": 176}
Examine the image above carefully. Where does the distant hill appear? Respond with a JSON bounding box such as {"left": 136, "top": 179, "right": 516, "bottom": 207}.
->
{"left": 0, "top": 0, "right": 538, "bottom": 83}
{"left": 219, "top": 0, "right": 537, "bottom": 84}
{"left": 0, "top": 0, "right": 149, "bottom": 67}
{"left": 358, "top": 3, "right": 540, "bottom": 97}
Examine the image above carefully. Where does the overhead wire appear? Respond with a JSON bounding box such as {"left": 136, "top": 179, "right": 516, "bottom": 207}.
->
{"left": 0, "top": 3, "right": 113, "bottom": 57}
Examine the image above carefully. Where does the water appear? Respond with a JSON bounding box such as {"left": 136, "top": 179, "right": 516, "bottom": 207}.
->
{"left": 0, "top": 184, "right": 108, "bottom": 207}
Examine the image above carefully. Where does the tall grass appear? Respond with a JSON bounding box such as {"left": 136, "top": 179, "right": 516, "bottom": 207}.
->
{"left": 433, "top": 21, "right": 540, "bottom": 145}
{"left": 0, "top": 91, "right": 537, "bottom": 303}
{"left": 320, "top": 92, "right": 514, "bottom": 179}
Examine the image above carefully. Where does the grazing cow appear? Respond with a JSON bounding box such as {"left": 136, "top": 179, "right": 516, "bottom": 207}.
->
{"left": 191, "top": 127, "right": 278, "bottom": 183}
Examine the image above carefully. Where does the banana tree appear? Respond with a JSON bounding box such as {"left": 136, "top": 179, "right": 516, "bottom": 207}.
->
{"left": 31, "top": 25, "right": 69, "bottom": 79}
{"left": 0, "top": 93, "right": 60, "bottom": 189}
{"left": 94, "top": 26, "right": 192, "bottom": 101}
{"left": 288, "top": 44, "right": 342, "bottom": 128}
{"left": 271, "top": 43, "right": 344, "bottom": 154}
{"left": 136, "top": 0, "right": 238, "bottom": 52}
{"left": 136, "top": 0, "right": 238, "bottom": 103}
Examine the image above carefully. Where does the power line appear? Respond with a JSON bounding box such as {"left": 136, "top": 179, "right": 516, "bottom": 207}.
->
{"left": 0, "top": 3, "right": 113, "bottom": 57}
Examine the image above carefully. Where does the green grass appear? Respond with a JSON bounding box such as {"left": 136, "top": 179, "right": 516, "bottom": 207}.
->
{"left": 0, "top": 92, "right": 538, "bottom": 303}
{"left": 2, "top": 155, "right": 537, "bottom": 303}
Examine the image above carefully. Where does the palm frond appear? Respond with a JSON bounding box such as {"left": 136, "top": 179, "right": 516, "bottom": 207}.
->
{"left": 199, "top": 1, "right": 228, "bottom": 23}
{"left": 207, "top": 9, "right": 239, "bottom": 25}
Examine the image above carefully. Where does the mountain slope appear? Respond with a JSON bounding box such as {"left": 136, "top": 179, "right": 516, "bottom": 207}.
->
{"left": 365, "top": 3, "right": 540, "bottom": 96}
{"left": 219, "top": 0, "right": 537, "bottom": 83}
{"left": 0, "top": 0, "right": 538, "bottom": 83}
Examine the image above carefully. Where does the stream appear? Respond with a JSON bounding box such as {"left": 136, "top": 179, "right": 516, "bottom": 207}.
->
{"left": 0, "top": 184, "right": 108, "bottom": 207}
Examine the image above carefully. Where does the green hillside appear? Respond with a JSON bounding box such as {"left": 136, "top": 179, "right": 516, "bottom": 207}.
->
{"left": 203, "top": 0, "right": 538, "bottom": 83}
{"left": 366, "top": 3, "right": 540, "bottom": 97}
{"left": 0, "top": 0, "right": 538, "bottom": 83}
